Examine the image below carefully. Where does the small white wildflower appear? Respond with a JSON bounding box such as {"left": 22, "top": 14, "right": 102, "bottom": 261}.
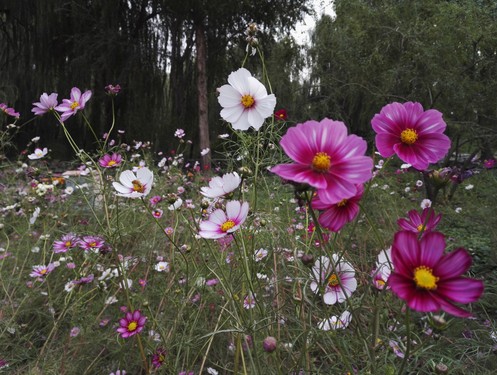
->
{"left": 420, "top": 199, "right": 432, "bottom": 209}
{"left": 455, "top": 207, "right": 462, "bottom": 213}
{"left": 465, "top": 184, "right": 474, "bottom": 190}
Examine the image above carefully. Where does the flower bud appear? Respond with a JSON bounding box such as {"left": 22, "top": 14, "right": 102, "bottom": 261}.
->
{"left": 262, "top": 336, "right": 277, "bottom": 353}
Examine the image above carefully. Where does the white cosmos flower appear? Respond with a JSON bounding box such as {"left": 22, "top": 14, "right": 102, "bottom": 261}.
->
{"left": 310, "top": 255, "right": 357, "bottom": 305}
{"left": 28, "top": 147, "right": 48, "bottom": 160}
{"left": 112, "top": 167, "right": 153, "bottom": 198}
{"left": 218, "top": 67, "right": 276, "bottom": 131}
{"left": 318, "top": 310, "right": 352, "bottom": 331}
{"left": 200, "top": 172, "right": 242, "bottom": 199}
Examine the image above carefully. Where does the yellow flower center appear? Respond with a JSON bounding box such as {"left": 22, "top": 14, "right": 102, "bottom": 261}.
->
{"left": 132, "top": 180, "right": 145, "bottom": 193}
{"left": 337, "top": 199, "right": 348, "bottom": 207}
{"left": 221, "top": 220, "right": 236, "bottom": 232}
{"left": 107, "top": 160, "right": 116, "bottom": 166}
{"left": 40, "top": 269, "right": 48, "bottom": 275}
{"left": 327, "top": 273, "right": 340, "bottom": 287}
{"left": 417, "top": 224, "right": 425, "bottom": 232}
{"left": 241, "top": 94, "right": 255, "bottom": 108}
{"left": 312, "top": 152, "right": 331, "bottom": 172}
{"left": 127, "top": 321, "right": 138, "bottom": 331}
{"left": 90, "top": 242, "right": 97, "bottom": 247}
{"left": 376, "top": 279, "right": 385, "bottom": 287}
{"left": 413, "top": 266, "right": 439, "bottom": 290}
{"left": 400, "top": 128, "right": 418, "bottom": 145}
{"left": 70, "top": 101, "right": 80, "bottom": 110}
{"left": 65, "top": 241, "right": 72, "bottom": 247}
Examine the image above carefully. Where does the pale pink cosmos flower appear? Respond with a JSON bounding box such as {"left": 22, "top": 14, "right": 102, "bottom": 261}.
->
{"left": 105, "top": 84, "right": 121, "bottom": 95}
{"left": 372, "top": 247, "right": 393, "bottom": 290}
{"left": 53, "top": 233, "right": 80, "bottom": 253}
{"left": 0, "top": 103, "right": 20, "bottom": 118}
{"left": 310, "top": 255, "right": 357, "bottom": 305}
{"left": 218, "top": 67, "right": 276, "bottom": 131}
{"left": 200, "top": 172, "right": 242, "bottom": 199}
{"left": 30, "top": 263, "right": 56, "bottom": 278}
{"left": 243, "top": 292, "right": 256, "bottom": 309}
{"left": 112, "top": 167, "right": 153, "bottom": 198}
{"left": 28, "top": 147, "right": 48, "bottom": 160}
{"left": 55, "top": 87, "right": 92, "bottom": 122}
{"left": 371, "top": 102, "right": 451, "bottom": 170}
{"left": 32, "top": 93, "right": 58, "bottom": 116}
{"left": 271, "top": 118, "right": 373, "bottom": 204}
{"left": 317, "top": 310, "right": 352, "bottom": 330}
{"left": 198, "top": 200, "right": 249, "bottom": 239}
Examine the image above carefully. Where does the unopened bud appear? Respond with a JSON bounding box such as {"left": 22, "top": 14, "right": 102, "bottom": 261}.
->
{"left": 262, "top": 336, "right": 277, "bottom": 353}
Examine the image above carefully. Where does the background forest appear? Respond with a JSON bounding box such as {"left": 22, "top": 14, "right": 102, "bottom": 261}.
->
{"left": 2, "top": 0, "right": 497, "bottom": 163}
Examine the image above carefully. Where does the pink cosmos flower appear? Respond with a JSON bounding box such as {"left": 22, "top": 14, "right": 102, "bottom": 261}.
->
{"left": 0, "top": 103, "right": 20, "bottom": 118}
{"left": 218, "top": 67, "right": 276, "bottom": 131}
{"left": 312, "top": 184, "right": 364, "bottom": 232}
{"left": 397, "top": 208, "right": 441, "bottom": 235}
{"left": 200, "top": 172, "right": 242, "bottom": 199}
{"left": 99, "top": 153, "right": 122, "bottom": 168}
{"left": 389, "top": 231, "right": 484, "bottom": 318}
{"left": 78, "top": 235, "right": 105, "bottom": 252}
{"left": 55, "top": 87, "right": 92, "bottom": 122}
{"left": 310, "top": 255, "right": 357, "bottom": 305}
{"left": 112, "top": 167, "right": 153, "bottom": 198}
{"left": 32, "top": 93, "right": 58, "bottom": 116}
{"left": 30, "top": 263, "right": 56, "bottom": 278}
{"left": 53, "top": 233, "right": 80, "bottom": 253}
{"left": 371, "top": 102, "right": 451, "bottom": 170}
{"left": 117, "top": 309, "right": 147, "bottom": 338}
{"left": 271, "top": 118, "right": 373, "bottom": 204}
{"left": 198, "top": 200, "right": 249, "bottom": 239}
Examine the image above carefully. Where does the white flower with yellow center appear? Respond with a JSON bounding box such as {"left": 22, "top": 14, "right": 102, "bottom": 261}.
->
{"left": 218, "top": 68, "right": 276, "bottom": 131}
{"left": 113, "top": 167, "right": 153, "bottom": 198}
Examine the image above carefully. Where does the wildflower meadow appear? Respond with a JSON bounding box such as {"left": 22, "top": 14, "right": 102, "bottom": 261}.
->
{"left": 2, "top": 18, "right": 497, "bottom": 375}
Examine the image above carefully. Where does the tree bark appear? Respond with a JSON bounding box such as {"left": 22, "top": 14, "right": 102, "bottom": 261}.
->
{"left": 195, "top": 20, "right": 210, "bottom": 169}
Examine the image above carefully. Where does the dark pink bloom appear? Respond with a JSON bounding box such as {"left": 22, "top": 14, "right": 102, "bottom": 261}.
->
{"left": 117, "top": 309, "right": 147, "bottom": 338}
{"left": 99, "top": 153, "right": 122, "bottom": 168}
{"left": 105, "top": 84, "right": 121, "bottom": 95}
{"left": 0, "top": 103, "right": 20, "bottom": 118}
{"left": 55, "top": 87, "right": 92, "bottom": 122}
{"left": 274, "top": 109, "right": 287, "bottom": 121}
{"left": 389, "top": 231, "right": 484, "bottom": 318}
{"left": 397, "top": 208, "right": 441, "bottom": 235}
{"left": 271, "top": 118, "right": 372, "bottom": 204}
{"left": 483, "top": 159, "right": 495, "bottom": 169}
{"left": 371, "top": 102, "right": 451, "bottom": 170}
{"left": 151, "top": 348, "right": 166, "bottom": 368}
{"left": 32, "top": 93, "right": 58, "bottom": 116}
{"left": 312, "top": 184, "right": 364, "bottom": 232}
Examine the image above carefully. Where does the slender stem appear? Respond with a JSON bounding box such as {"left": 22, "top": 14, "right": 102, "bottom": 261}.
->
{"left": 398, "top": 306, "right": 411, "bottom": 375}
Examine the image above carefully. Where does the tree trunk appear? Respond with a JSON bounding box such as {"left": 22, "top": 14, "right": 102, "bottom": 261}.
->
{"left": 195, "top": 20, "right": 210, "bottom": 169}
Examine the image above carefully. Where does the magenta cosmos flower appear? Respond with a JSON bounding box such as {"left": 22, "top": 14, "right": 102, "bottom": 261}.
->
{"left": 32, "top": 93, "right": 58, "bottom": 116}
{"left": 371, "top": 102, "right": 451, "bottom": 170}
{"left": 99, "top": 153, "right": 122, "bottom": 168}
{"left": 218, "top": 67, "right": 276, "bottom": 131}
{"left": 271, "top": 119, "right": 373, "bottom": 204}
{"left": 55, "top": 87, "right": 92, "bottom": 122}
{"left": 310, "top": 255, "right": 357, "bottom": 305}
{"left": 112, "top": 167, "right": 153, "bottom": 198}
{"left": 397, "top": 208, "right": 441, "bottom": 235}
{"left": 389, "top": 231, "right": 484, "bottom": 318}
{"left": 117, "top": 309, "right": 147, "bottom": 338}
{"left": 312, "top": 184, "right": 364, "bottom": 232}
{"left": 198, "top": 200, "right": 249, "bottom": 239}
